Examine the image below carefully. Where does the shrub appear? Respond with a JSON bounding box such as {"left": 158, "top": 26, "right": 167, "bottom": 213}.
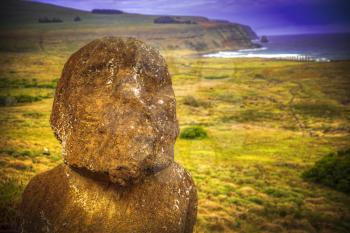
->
{"left": 74, "top": 16, "right": 81, "bottom": 22}
{"left": 0, "top": 94, "right": 52, "bottom": 106}
{"left": 38, "top": 17, "right": 50, "bottom": 23}
{"left": 264, "top": 187, "right": 291, "bottom": 198}
{"left": 302, "top": 149, "right": 350, "bottom": 194}
{"left": 0, "top": 96, "right": 17, "bottom": 106}
{"left": 180, "top": 126, "right": 208, "bottom": 139}
{"left": 38, "top": 17, "right": 63, "bottom": 23}
{"left": 0, "top": 78, "right": 56, "bottom": 89}
{"left": 0, "top": 148, "right": 37, "bottom": 158}
{"left": 22, "top": 112, "right": 44, "bottom": 119}
{"left": 16, "top": 95, "right": 42, "bottom": 103}
{"left": 292, "top": 102, "right": 338, "bottom": 118}
{"left": 0, "top": 180, "right": 23, "bottom": 230}
{"left": 92, "top": 9, "right": 123, "bottom": 14}
{"left": 248, "top": 196, "right": 264, "bottom": 205}
{"left": 10, "top": 162, "right": 33, "bottom": 171}
{"left": 154, "top": 16, "right": 194, "bottom": 24}
{"left": 154, "top": 16, "right": 177, "bottom": 24}
{"left": 36, "top": 82, "right": 56, "bottom": 89}
{"left": 183, "top": 96, "right": 200, "bottom": 107}
{"left": 182, "top": 96, "right": 210, "bottom": 108}
{"left": 204, "top": 75, "right": 229, "bottom": 80}
{"left": 53, "top": 17, "right": 63, "bottom": 23}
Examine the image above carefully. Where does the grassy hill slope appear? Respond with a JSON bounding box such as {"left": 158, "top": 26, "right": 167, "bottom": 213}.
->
{"left": 0, "top": 0, "right": 258, "bottom": 53}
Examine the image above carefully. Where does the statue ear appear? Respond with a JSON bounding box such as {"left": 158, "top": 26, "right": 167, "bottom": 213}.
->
{"left": 50, "top": 67, "right": 70, "bottom": 144}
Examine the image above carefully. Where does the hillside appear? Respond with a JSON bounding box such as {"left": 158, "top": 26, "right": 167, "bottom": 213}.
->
{"left": 0, "top": 0, "right": 258, "bottom": 52}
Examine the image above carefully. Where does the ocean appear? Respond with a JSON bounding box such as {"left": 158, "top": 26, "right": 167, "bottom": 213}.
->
{"left": 204, "top": 33, "right": 350, "bottom": 61}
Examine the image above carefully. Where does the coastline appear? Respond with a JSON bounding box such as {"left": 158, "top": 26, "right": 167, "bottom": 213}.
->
{"left": 198, "top": 33, "right": 350, "bottom": 62}
{"left": 202, "top": 49, "right": 332, "bottom": 62}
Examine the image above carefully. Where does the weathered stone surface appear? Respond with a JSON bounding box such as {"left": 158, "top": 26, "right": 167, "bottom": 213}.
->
{"left": 21, "top": 163, "right": 197, "bottom": 233}
{"left": 50, "top": 37, "right": 179, "bottom": 185}
{"left": 20, "top": 37, "right": 197, "bottom": 233}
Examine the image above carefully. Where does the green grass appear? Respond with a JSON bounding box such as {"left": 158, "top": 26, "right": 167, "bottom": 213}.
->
{"left": 1, "top": 55, "right": 350, "bottom": 233}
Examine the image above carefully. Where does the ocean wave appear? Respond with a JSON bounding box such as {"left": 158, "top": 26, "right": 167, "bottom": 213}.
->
{"left": 203, "top": 51, "right": 330, "bottom": 61}
{"left": 203, "top": 52, "right": 301, "bottom": 58}
{"left": 238, "top": 47, "right": 267, "bottom": 52}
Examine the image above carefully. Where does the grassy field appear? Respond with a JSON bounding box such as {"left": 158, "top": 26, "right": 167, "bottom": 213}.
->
{"left": 1, "top": 1, "right": 350, "bottom": 233}
{"left": 1, "top": 43, "right": 350, "bottom": 232}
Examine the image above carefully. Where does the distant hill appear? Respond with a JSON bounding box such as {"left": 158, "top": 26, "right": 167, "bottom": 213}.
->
{"left": 0, "top": 0, "right": 258, "bottom": 52}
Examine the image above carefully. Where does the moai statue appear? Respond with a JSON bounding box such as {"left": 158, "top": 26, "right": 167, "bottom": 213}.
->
{"left": 20, "top": 37, "right": 197, "bottom": 233}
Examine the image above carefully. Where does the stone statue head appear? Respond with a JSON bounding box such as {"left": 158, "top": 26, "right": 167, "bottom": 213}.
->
{"left": 51, "top": 37, "right": 179, "bottom": 186}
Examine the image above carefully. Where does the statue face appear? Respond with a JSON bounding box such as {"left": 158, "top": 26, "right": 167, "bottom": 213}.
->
{"left": 51, "top": 38, "right": 178, "bottom": 185}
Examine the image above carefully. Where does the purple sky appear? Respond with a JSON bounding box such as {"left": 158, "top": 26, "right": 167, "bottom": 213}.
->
{"left": 34, "top": 0, "right": 350, "bottom": 35}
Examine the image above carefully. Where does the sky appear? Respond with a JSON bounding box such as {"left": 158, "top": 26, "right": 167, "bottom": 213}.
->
{"left": 34, "top": 0, "right": 350, "bottom": 35}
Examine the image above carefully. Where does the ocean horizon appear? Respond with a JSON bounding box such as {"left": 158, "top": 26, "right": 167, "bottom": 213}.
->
{"left": 204, "top": 32, "right": 350, "bottom": 61}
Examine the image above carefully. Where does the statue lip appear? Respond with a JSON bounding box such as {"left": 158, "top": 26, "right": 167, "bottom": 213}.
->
{"left": 108, "top": 163, "right": 143, "bottom": 186}
{"left": 68, "top": 164, "right": 142, "bottom": 187}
